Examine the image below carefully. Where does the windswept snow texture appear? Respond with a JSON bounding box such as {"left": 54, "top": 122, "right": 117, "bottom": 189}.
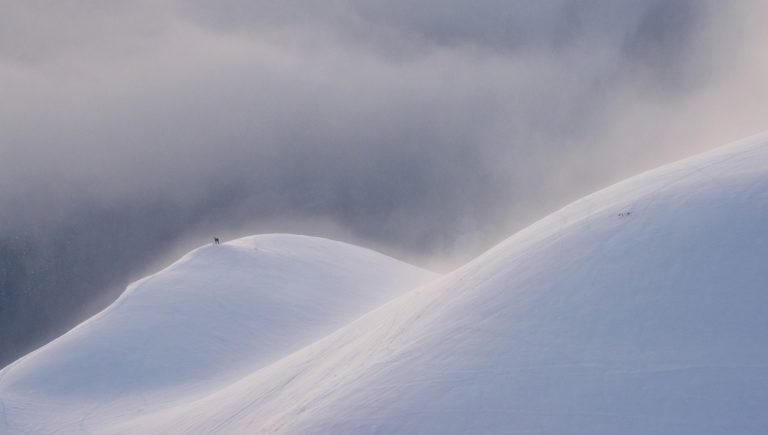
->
{"left": 0, "top": 234, "right": 435, "bottom": 433}
{"left": 3, "top": 134, "right": 768, "bottom": 434}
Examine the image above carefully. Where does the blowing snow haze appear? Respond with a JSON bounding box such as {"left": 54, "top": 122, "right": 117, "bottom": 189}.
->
{"left": 1, "top": 1, "right": 767, "bottom": 367}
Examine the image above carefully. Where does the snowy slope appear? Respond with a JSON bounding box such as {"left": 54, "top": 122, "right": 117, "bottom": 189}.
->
{"left": 0, "top": 234, "right": 435, "bottom": 433}
{"left": 121, "top": 133, "right": 768, "bottom": 434}
{"left": 2, "top": 133, "right": 768, "bottom": 435}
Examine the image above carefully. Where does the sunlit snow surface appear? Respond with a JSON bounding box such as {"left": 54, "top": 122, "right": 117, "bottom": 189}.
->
{"left": 2, "top": 133, "right": 768, "bottom": 434}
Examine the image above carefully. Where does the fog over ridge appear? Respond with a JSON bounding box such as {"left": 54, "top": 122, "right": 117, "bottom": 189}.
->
{"left": 1, "top": 0, "right": 767, "bottom": 367}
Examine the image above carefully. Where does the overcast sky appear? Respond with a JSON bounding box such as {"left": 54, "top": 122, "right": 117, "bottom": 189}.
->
{"left": 2, "top": 0, "right": 767, "bottom": 265}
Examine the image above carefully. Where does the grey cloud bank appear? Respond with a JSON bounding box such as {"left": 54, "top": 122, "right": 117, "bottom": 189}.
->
{"left": 1, "top": 0, "right": 766, "bottom": 366}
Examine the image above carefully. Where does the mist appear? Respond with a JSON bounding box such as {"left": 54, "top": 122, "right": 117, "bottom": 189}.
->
{"left": 1, "top": 0, "right": 767, "bottom": 367}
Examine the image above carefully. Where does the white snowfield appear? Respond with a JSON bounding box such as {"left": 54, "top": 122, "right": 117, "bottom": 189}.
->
{"left": 0, "top": 235, "right": 436, "bottom": 434}
{"left": 2, "top": 133, "right": 768, "bottom": 434}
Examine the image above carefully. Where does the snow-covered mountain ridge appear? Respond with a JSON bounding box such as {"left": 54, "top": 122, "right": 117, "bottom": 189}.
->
{"left": 0, "top": 234, "right": 435, "bottom": 433}
{"left": 2, "top": 133, "right": 768, "bottom": 434}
